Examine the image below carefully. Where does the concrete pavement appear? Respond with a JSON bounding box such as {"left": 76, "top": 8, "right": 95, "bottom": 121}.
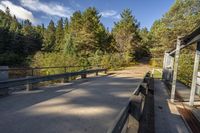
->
{"left": 0, "top": 66, "right": 149, "bottom": 133}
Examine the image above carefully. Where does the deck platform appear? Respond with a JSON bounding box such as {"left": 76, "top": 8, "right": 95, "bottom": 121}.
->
{"left": 175, "top": 81, "right": 200, "bottom": 102}
{"left": 154, "top": 79, "right": 189, "bottom": 133}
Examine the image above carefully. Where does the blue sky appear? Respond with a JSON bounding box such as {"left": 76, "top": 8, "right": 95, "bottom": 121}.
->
{"left": 0, "top": 0, "right": 175, "bottom": 30}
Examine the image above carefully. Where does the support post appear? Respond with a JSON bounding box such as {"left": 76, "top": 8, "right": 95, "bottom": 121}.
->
{"left": 189, "top": 42, "right": 200, "bottom": 106}
{"left": 61, "top": 77, "right": 69, "bottom": 83}
{"left": 162, "top": 52, "right": 167, "bottom": 80}
{"left": 96, "top": 71, "right": 98, "bottom": 76}
{"left": 0, "top": 66, "right": 9, "bottom": 95}
{"left": 81, "top": 71, "right": 87, "bottom": 79}
{"left": 26, "top": 76, "right": 32, "bottom": 91}
{"left": 171, "top": 37, "right": 181, "bottom": 102}
{"left": 105, "top": 69, "right": 107, "bottom": 74}
{"left": 31, "top": 68, "right": 34, "bottom": 76}
{"left": 163, "top": 52, "right": 167, "bottom": 69}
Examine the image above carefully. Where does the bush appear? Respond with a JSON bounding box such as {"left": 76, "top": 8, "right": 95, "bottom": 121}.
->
{"left": 31, "top": 52, "right": 79, "bottom": 75}
{"left": 89, "top": 52, "right": 127, "bottom": 69}
{"left": 149, "top": 58, "right": 163, "bottom": 67}
{"left": 32, "top": 51, "right": 132, "bottom": 75}
{"left": 177, "top": 53, "right": 194, "bottom": 86}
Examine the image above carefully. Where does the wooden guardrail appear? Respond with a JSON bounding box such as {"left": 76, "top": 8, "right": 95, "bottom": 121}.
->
{"left": 107, "top": 72, "right": 154, "bottom": 133}
{"left": 0, "top": 68, "right": 107, "bottom": 95}
{"left": 0, "top": 65, "right": 103, "bottom": 78}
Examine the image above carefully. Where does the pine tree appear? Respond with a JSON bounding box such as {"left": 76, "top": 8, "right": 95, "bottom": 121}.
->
{"left": 150, "top": 0, "right": 200, "bottom": 58}
{"left": 43, "top": 20, "right": 56, "bottom": 52}
{"left": 9, "top": 15, "right": 21, "bottom": 32}
{"left": 112, "top": 9, "right": 140, "bottom": 62}
{"left": 55, "top": 18, "right": 64, "bottom": 51}
{"left": 64, "top": 18, "right": 69, "bottom": 35}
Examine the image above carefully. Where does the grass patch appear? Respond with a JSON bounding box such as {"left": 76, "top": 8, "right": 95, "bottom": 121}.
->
{"left": 153, "top": 69, "right": 162, "bottom": 79}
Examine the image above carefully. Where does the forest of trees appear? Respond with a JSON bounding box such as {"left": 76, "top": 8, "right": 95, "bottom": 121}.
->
{"left": 150, "top": 0, "right": 200, "bottom": 85}
{"left": 0, "top": 7, "right": 150, "bottom": 69}
{"left": 0, "top": 0, "right": 200, "bottom": 82}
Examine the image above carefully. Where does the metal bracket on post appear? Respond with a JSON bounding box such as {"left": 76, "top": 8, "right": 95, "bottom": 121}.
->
{"left": 171, "top": 37, "right": 182, "bottom": 102}
{"left": 189, "top": 42, "right": 200, "bottom": 106}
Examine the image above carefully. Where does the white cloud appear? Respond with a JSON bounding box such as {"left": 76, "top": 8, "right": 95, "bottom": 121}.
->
{"left": 0, "top": 1, "right": 37, "bottom": 23}
{"left": 100, "top": 10, "right": 117, "bottom": 17}
{"left": 20, "top": 0, "right": 74, "bottom": 18}
{"left": 113, "top": 14, "right": 121, "bottom": 19}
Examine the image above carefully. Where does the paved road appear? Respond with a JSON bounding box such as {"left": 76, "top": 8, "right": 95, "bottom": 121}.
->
{"left": 0, "top": 66, "right": 149, "bottom": 133}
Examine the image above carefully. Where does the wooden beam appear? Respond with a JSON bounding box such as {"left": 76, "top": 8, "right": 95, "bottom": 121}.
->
{"left": 0, "top": 68, "right": 107, "bottom": 90}
{"left": 171, "top": 37, "right": 181, "bottom": 102}
{"left": 189, "top": 42, "right": 200, "bottom": 106}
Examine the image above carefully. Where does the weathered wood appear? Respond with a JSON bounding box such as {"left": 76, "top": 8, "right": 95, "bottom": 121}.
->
{"left": 26, "top": 76, "right": 32, "bottom": 91}
{"left": 0, "top": 69, "right": 107, "bottom": 91}
{"left": 189, "top": 42, "right": 200, "bottom": 106}
{"left": 171, "top": 37, "right": 181, "bottom": 102}
{"left": 0, "top": 66, "right": 9, "bottom": 95}
{"left": 168, "top": 26, "right": 200, "bottom": 56}
{"left": 61, "top": 77, "right": 69, "bottom": 83}
{"left": 107, "top": 72, "right": 152, "bottom": 133}
{"left": 81, "top": 74, "right": 87, "bottom": 79}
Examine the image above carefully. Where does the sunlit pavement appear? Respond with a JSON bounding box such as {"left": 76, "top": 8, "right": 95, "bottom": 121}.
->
{"left": 0, "top": 65, "right": 149, "bottom": 133}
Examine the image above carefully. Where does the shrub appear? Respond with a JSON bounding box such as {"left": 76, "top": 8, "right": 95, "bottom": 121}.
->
{"left": 177, "top": 53, "right": 194, "bottom": 86}
{"left": 31, "top": 52, "right": 79, "bottom": 75}
{"left": 149, "top": 58, "right": 163, "bottom": 67}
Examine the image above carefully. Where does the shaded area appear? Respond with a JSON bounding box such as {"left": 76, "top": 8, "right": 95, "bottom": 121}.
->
{"left": 138, "top": 78, "right": 154, "bottom": 133}
{"left": 165, "top": 80, "right": 200, "bottom": 102}
{"left": 177, "top": 107, "right": 200, "bottom": 133}
{"left": 154, "top": 79, "right": 189, "bottom": 133}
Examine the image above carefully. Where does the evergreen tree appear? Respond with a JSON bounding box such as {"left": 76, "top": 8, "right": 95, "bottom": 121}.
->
{"left": 64, "top": 18, "right": 69, "bottom": 35}
{"left": 9, "top": 15, "right": 21, "bottom": 32}
{"left": 64, "top": 33, "right": 75, "bottom": 55}
{"left": 112, "top": 9, "right": 140, "bottom": 62}
{"left": 43, "top": 20, "right": 56, "bottom": 52}
{"left": 55, "top": 18, "right": 64, "bottom": 51}
{"left": 78, "top": 7, "right": 101, "bottom": 54}
{"left": 150, "top": 0, "right": 200, "bottom": 58}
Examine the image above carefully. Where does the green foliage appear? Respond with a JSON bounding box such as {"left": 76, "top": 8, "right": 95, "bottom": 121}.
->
{"left": 43, "top": 20, "right": 56, "bottom": 52}
{"left": 150, "top": 0, "right": 200, "bottom": 86}
{"left": 177, "top": 50, "right": 194, "bottom": 86}
{"left": 55, "top": 18, "right": 64, "bottom": 51}
{"left": 0, "top": 18, "right": 42, "bottom": 66}
{"left": 136, "top": 28, "right": 152, "bottom": 59}
{"left": 150, "top": 0, "right": 200, "bottom": 58}
{"left": 149, "top": 58, "right": 163, "bottom": 67}
{"left": 112, "top": 9, "right": 141, "bottom": 63}
{"left": 32, "top": 52, "right": 79, "bottom": 75}
{"left": 0, "top": 6, "right": 150, "bottom": 69}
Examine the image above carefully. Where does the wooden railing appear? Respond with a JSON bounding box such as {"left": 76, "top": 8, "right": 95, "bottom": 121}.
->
{"left": 107, "top": 72, "right": 154, "bottom": 133}
{"left": 0, "top": 65, "right": 103, "bottom": 79}
{"left": 0, "top": 68, "right": 107, "bottom": 95}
